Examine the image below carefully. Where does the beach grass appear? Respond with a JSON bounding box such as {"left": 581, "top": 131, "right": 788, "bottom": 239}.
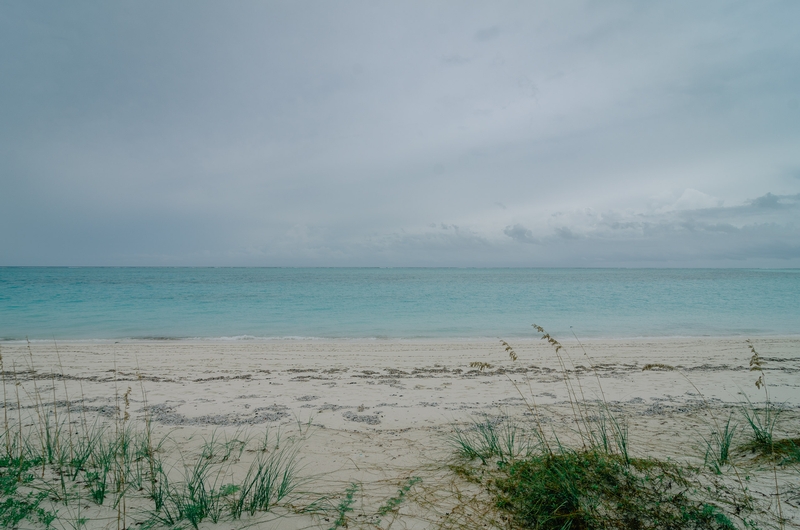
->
{"left": 448, "top": 326, "right": 794, "bottom": 530}
{"left": 0, "top": 346, "right": 306, "bottom": 530}
{"left": 704, "top": 414, "right": 738, "bottom": 473}
{"left": 0, "top": 409, "right": 304, "bottom": 530}
{"left": 494, "top": 450, "right": 737, "bottom": 530}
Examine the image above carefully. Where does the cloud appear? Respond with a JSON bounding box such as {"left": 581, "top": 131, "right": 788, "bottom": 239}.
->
{"left": 474, "top": 26, "right": 500, "bottom": 42}
{"left": 503, "top": 193, "right": 800, "bottom": 265}
{"left": 440, "top": 54, "right": 471, "bottom": 65}
{"left": 553, "top": 226, "right": 580, "bottom": 240}
{"left": 750, "top": 192, "right": 784, "bottom": 209}
{"left": 503, "top": 224, "right": 538, "bottom": 244}
{"left": 1, "top": 3, "right": 799, "bottom": 266}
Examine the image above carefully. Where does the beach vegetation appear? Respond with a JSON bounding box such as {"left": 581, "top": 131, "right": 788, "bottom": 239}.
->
{"left": 0, "top": 454, "right": 57, "bottom": 529}
{"left": 299, "top": 475, "right": 424, "bottom": 529}
{"left": 771, "top": 438, "right": 800, "bottom": 466}
{"left": 149, "top": 454, "right": 230, "bottom": 528}
{"left": 703, "top": 413, "right": 738, "bottom": 474}
{"left": 328, "top": 482, "right": 358, "bottom": 530}
{"left": 740, "top": 341, "right": 781, "bottom": 455}
{"left": 229, "top": 446, "right": 300, "bottom": 519}
{"left": 0, "top": 345, "right": 305, "bottom": 530}
{"left": 451, "top": 326, "right": 783, "bottom": 530}
{"left": 375, "top": 475, "right": 421, "bottom": 523}
{"left": 494, "top": 449, "right": 737, "bottom": 530}
{"left": 252, "top": 424, "right": 283, "bottom": 454}
{"left": 450, "top": 415, "right": 534, "bottom": 466}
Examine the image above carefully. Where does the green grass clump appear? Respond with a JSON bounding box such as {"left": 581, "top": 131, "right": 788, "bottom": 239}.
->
{"left": 493, "top": 450, "right": 735, "bottom": 530}
{"left": 450, "top": 416, "right": 533, "bottom": 466}
{"left": 704, "top": 414, "right": 737, "bottom": 473}
{"left": 147, "top": 429, "right": 254, "bottom": 528}
{"left": 741, "top": 399, "right": 779, "bottom": 451}
{"left": 229, "top": 447, "right": 300, "bottom": 519}
{"left": 741, "top": 339, "right": 781, "bottom": 454}
{"left": 741, "top": 436, "right": 800, "bottom": 465}
{"left": 149, "top": 457, "right": 231, "bottom": 529}
{"left": 772, "top": 437, "right": 800, "bottom": 465}
{"left": 0, "top": 455, "right": 57, "bottom": 528}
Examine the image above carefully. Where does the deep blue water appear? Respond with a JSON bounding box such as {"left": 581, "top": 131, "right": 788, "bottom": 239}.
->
{"left": 0, "top": 268, "right": 798, "bottom": 340}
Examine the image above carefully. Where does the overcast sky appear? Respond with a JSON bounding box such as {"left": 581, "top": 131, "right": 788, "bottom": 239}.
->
{"left": 1, "top": 1, "right": 799, "bottom": 267}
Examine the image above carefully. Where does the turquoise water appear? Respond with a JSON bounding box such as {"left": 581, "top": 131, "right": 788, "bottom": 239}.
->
{"left": 0, "top": 268, "right": 798, "bottom": 340}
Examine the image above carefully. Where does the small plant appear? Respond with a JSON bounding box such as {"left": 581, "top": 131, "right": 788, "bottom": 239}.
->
{"left": 0, "top": 455, "right": 57, "bottom": 528}
{"left": 450, "top": 416, "right": 532, "bottom": 466}
{"left": 199, "top": 428, "right": 248, "bottom": 463}
{"left": 742, "top": 342, "right": 780, "bottom": 451}
{"left": 376, "top": 476, "right": 421, "bottom": 522}
{"left": 705, "top": 414, "right": 737, "bottom": 473}
{"left": 84, "top": 435, "right": 116, "bottom": 505}
{"left": 468, "top": 362, "right": 492, "bottom": 371}
{"left": 259, "top": 425, "right": 282, "bottom": 452}
{"left": 742, "top": 341, "right": 785, "bottom": 527}
{"left": 530, "top": 324, "right": 629, "bottom": 459}
{"left": 329, "top": 482, "right": 358, "bottom": 530}
{"left": 144, "top": 453, "right": 169, "bottom": 513}
{"left": 293, "top": 412, "right": 315, "bottom": 436}
{"left": 68, "top": 421, "right": 105, "bottom": 480}
{"left": 174, "top": 458, "right": 222, "bottom": 528}
{"left": 62, "top": 501, "right": 88, "bottom": 530}
{"left": 230, "top": 446, "right": 300, "bottom": 519}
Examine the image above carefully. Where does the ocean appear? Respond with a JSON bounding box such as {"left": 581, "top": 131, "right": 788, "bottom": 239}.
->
{"left": 0, "top": 267, "right": 798, "bottom": 341}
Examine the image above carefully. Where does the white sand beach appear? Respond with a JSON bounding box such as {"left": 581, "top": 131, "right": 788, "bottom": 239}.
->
{"left": 2, "top": 337, "right": 798, "bottom": 529}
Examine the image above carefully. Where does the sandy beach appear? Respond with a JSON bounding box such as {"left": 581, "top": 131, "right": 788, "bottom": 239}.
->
{"left": 2, "top": 336, "right": 799, "bottom": 529}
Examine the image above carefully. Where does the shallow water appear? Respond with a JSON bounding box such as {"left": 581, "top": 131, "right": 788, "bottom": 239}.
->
{"left": 1, "top": 267, "right": 798, "bottom": 340}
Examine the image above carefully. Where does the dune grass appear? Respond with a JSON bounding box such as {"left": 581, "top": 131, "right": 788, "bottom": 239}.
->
{"left": 0, "top": 345, "right": 304, "bottom": 530}
{"left": 450, "top": 416, "right": 534, "bottom": 466}
{"left": 495, "top": 450, "right": 736, "bottom": 530}
{"left": 0, "top": 344, "right": 432, "bottom": 530}
{"left": 704, "top": 414, "right": 738, "bottom": 474}
{"left": 451, "top": 326, "right": 793, "bottom": 530}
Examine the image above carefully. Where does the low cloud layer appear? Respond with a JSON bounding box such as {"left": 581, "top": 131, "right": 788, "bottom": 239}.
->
{"left": 1, "top": 2, "right": 799, "bottom": 266}
{"left": 497, "top": 192, "right": 800, "bottom": 265}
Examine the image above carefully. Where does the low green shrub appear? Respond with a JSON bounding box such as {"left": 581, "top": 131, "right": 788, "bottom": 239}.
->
{"left": 494, "top": 450, "right": 736, "bottom": 530}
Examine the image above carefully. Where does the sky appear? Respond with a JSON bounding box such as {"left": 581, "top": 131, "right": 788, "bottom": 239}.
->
{"left": 1, "top": 1, "right": 799, "bottom": 267}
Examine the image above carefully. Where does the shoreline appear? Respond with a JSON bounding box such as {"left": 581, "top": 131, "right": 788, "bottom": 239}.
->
{"left": 6, "top": 332, "right": 800, "bottom": 344}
